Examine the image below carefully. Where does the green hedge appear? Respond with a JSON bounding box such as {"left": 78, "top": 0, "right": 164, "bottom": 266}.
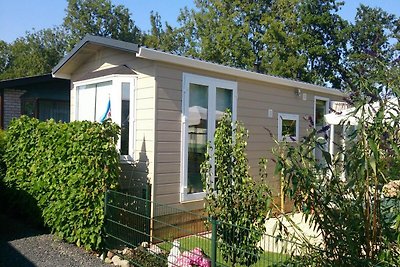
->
{"left": 2, "top": 116, "right": 120, "bottom": 250}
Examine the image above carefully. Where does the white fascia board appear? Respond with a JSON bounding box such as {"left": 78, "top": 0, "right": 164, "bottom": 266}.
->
{"left": 137, "top": 47, "right": 346, "bottom": 97}
{"left": 52, "top": 72, "right": 71, "bottom": 80}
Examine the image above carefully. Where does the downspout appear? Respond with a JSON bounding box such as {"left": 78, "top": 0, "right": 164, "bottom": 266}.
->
{"left": 329, "top": 124, "right": 335, "bottom": 156}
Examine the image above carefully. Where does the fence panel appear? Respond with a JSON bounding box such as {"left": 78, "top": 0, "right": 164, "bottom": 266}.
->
{"left": 104, "top": 189, "right": 151, "bottom": 251}
{"left": 103, "top": 190, "right": 315, "bottom": 267}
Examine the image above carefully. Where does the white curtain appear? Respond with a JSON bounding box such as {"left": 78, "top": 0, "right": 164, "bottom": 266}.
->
{"left": 77, "top": 81, "right": 112, "bottom": 122}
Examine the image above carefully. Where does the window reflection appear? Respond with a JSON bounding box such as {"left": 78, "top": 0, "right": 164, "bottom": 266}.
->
{"left": 282, "top": 119, "right": 297, "bottom": 140}
{"left": 315, "top": 99, "right": 327, "bottom": 127}
{"left": 121, "top": 82, "right": 130, "bottom": 155}
{"left": 216, "top": 87, "right": 233, "bottom": 125}
{"left": 187, "top": 83, "right": 208, "bottom": 194}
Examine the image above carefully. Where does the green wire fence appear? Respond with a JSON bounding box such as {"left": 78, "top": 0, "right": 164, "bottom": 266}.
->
{"left": 103, "top": 189, "right": 317, "bottom": 267}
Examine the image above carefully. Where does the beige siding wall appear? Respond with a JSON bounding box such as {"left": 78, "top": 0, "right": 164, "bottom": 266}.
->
{"left": 154, "top": 62, "right": 343, "bottom": 209}
{"left": 237, "top": 81, "right": 341, "bottom": 192}
{"left": 69, "top": 47, "right": 157, "bottom": 190}
{"left": 66, "top": 47, "right": 343, "bottom": 212}
{"left": 134, "top": 62, "right": 156, "bottom": 189}
{"left": 153, "top": 64, "right": 186, "bottom": 208}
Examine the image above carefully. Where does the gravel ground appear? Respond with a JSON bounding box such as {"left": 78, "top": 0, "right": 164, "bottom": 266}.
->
{"left": 0, "top": 213, "right": 109, "bottom": 267}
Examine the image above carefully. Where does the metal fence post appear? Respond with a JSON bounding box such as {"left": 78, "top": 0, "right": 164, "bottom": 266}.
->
{"left": 104, "top": 190, "right": 109, "bottom": 217}
{"left": 211, "top": 217, "right": 217, "bottom": 267}
{"left": 145, "top": 184, "right": 151, "bottom": 243}
{"left": 102, "top": 190, "right": 109, "bottom": 259}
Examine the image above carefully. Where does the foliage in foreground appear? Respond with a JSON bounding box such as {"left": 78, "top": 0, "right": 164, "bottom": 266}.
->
{"left": 2, "top": 116, "right": 120, "bottom": 250}
{"left": 0, "top": 129, "right": 6, "bottom": 177}
{"left": 274, "top": 94, "right": 400, "bottom": 264}
{"left": 202, "top": 112, "right": 271, "bottom": 266}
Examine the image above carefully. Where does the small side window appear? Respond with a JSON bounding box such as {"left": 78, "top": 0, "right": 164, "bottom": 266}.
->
{"left": 278, "top": 113, "right": 299, "bottom": 142}
{"left": 120, "top": 82, "right": 130, "bottom": 156}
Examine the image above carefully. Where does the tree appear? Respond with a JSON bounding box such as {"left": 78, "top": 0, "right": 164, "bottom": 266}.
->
{"left": 178, "top": 0, "right": 266, "bottom": 70}
{"left": 201, "top": 112, "right": 271, "bottom": 266}
{"left": 0, "top": 28, "right": 68, "bottom": 80}
{"left": 141, "top": 0, "right": 400, "bottom": 91}
{"left": 0, "top": 0, "right": 146, "bottom": 80}
{"left": 262, "top": 0, "right": 348, "bottom": 87}
{"left": 342, "top": 5, "right": 400, "bottom": 93}
{"left": 168, "top": 0, "right": 347, "bottom": 87}
{"left": 63, "top": 0, "right": 141, "bottom": 49}
{"left": 142, "top": 11, "right": 180, "bottom": 52}
{"left": 0, "top": 41, "right": 11, "bottom": 75}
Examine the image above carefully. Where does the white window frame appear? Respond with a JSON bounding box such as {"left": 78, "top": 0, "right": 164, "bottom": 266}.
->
{"left": 314, "top": 96, "right": 330, "bottom": 128}
{"left": 180, "top": 73, "right": 237, "bottom": 202}
{"left": 314, "top": 96, "right": 331, "bottom": 158}
{"left": 278, "top": 113, "right": 299, "bottom": 142}
{"left": 73, "top": 74, "right": 137, "bottom": 162}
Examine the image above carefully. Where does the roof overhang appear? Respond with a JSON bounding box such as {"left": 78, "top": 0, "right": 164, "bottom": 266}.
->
{"left": 137, "top": 47, "right": 345, "bottom": 97}
{"left": 52, "top": 35, "right": 139, "bottom": 79}
{"left": 325, "top": 98, "right": 399, "bottom": 126}
{"left": 53, "top": 35, "right": 344, "bottom": 97}
{"left": 74, "top": 65, "right": 137, "bottom": 82}
{"left": 0, "top": 74, "right": 69, "bottom": 90}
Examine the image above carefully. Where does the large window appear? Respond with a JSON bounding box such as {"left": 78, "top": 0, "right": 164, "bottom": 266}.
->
{"left": 181, "top": 73, "right": 237, "bottom": 202}
{"left": 74, "top": 75, "right": 135, "bottom": 160}
{"left": 22, "top": 99, "right": 70, "bottom": 122}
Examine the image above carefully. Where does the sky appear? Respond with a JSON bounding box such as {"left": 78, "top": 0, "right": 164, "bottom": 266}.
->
{"left": 1, "top": 0, "right": 400, "bottom": 43}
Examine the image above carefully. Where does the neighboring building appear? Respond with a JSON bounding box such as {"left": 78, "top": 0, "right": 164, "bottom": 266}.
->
{"left": 52, "top": 35, "right": 345, "bottom": 214}
{"left": 0, "top": 74, "right": 70, "bottom": 128}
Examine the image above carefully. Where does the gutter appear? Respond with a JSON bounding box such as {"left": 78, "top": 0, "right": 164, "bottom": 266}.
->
{"left": 137, "top": 47, "right": 346, "bottom": 97}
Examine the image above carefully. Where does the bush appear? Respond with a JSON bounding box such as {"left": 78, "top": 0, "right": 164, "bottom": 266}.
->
{"left": 0, "top": 129, "right": 10, "bottom": 213}
{"left": 2, "top": 116, "right": 120, "bottom": 250}
{"left": 274, "top": 95, "right": 400, "bottom": 265}
{"left": 0, "top": 129, "right": 6, "bottom": 177}
{"left": 202, "top": 112, "right": 271, "bottom": 266}
{"left": 123, "top": 249, "right": 168, "bottom": 267}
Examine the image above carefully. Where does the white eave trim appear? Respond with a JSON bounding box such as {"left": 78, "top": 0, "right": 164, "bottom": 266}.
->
{"left": 137, "top": 47, "right": 345, "bottom": 97}
{"left": 53, "top": 72, "right": 71, "bottom": 80}
{"left": 52, "top": 35, "right": 139, "bottom": 79}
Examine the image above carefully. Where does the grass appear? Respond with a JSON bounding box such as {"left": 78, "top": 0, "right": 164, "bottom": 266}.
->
{"left": 158, "top": 235, "right": 288, "bottom": 266}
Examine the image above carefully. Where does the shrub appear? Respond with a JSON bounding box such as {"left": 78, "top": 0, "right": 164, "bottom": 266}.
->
{"left": 0, "top": 129, "right": 6, "bottom": 177}
{"left": 126, "top": 249, "right": 167, "bottom": 267}
{"left": 2, "top": 116, "right": 120, "bottom": 249}
{"left": 274, "top": 95, "right": 400, "bottom": 265}
{"left": 0, "top": 129, "right": 9, "bottom": 213}
{"left": 202, "top": 112, "right": 271, "bottom": 266}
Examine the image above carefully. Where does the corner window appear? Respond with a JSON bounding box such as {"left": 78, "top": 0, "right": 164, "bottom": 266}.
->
{"left": 181, "top": 73, "right": 237, "bottom": 202}
{"left": 278, "top": 113, "right": 299, "bottom": 142}
{"left": 74, "top": 75, "right": 136, "bottom": 160}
